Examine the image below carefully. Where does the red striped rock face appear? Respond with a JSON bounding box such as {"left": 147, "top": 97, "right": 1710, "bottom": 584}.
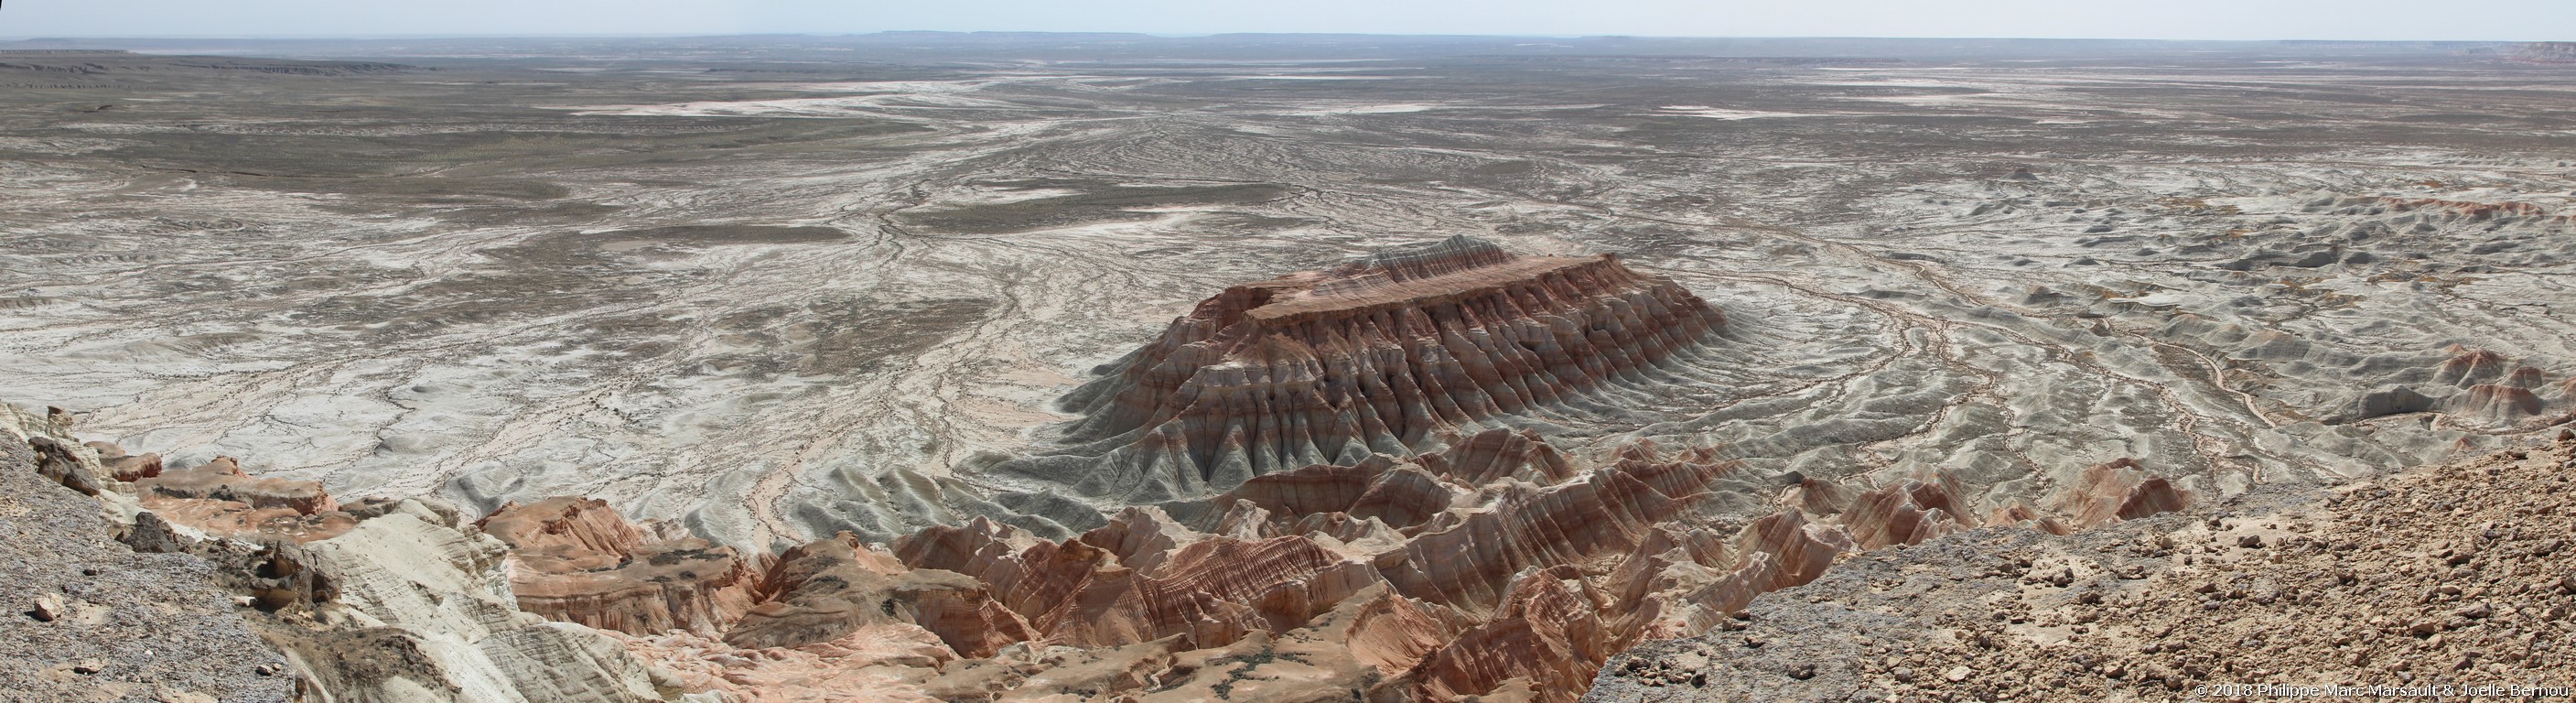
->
{"left": 868, "top": 437, "right": 1746, "bottom": 703}
{"left": 1025, "top": 236, "right": 1727, "bottom": 503}
{"left": 477, "top": 497, "right": 761, "bottom": 638}
{"left": 478, "top": 500, "right": 1035, "bottom": 662}
{"left": 1839, "top": 473, "right": 1973, "bottom": 550}
{"left": 723, "top": 533, "right": 1031, "bottom": 656}
{"left": 2045, "top": 458, "right": 2193, "bottom": 529}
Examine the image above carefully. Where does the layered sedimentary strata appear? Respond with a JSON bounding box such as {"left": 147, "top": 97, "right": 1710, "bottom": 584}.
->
{"left": 257, "top": 508, "right": 671, "bottom": 703}
{"left": 1608, "top": 509, "right": 1858, "bottom": 637}
{"left": 467, "top": 496, "right": 1040, "bottom": 664}
{"left": 1007, "top": 236, "right": 1728, "bottom": 505}
{"left": 141, "top": 457, "right": 341, "bottom": 514}
{"left": 725, "top": 531, "right": 1030, "bottom": 656}
{"left": 478, "top": 497, "right": 762, "bottom": 638}
{"left": 86, "top": 440, "right": 162, "bottom": 481}
{"left": 1374, "top": 440, "right": 1733, "bottom": 612}
{"left": 1837, "top": 473, "right": 1972, "bottom": 550}
{"left": 2044, "top": 458, "right": 2192, "bottom": 530}
{"left": 890, "top": 440, "right": 2189, "bottom": 702}
{"left": 16, "top": 395, "right": 2214, "bottom": 703}
{"left": 895, "top": 515, "right": 1376, "bottom": 651}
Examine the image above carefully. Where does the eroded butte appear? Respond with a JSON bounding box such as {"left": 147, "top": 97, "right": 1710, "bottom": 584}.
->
{"left": 988, "top": 234, "right": 1730, "bottom": 531}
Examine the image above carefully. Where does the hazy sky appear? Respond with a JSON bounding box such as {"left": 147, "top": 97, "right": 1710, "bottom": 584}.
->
{"left": 5, "top": 0, "right": 2573, "bottom": 41}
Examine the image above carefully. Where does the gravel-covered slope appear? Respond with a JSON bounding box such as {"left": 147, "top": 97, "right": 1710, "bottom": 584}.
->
{"left": 0, "top": 415, "right": 295, "bottom": 703}
{"left": 1588, "top": 432, "right": 2576, "bottom": 702}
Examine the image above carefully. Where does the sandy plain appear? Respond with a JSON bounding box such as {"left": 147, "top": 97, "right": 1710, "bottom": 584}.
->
{"left": 3, "top": 37, "right": 2571, "bottom": 553}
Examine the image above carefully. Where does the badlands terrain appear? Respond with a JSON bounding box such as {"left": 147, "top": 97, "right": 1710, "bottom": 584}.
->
{"left": 3, "top": 35, "right": 2575, "bottom": 701}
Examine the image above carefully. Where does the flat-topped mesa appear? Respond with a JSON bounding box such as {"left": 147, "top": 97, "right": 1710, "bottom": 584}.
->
{"left": 1044, "top": 236, "right": 1728, "bottom": 502}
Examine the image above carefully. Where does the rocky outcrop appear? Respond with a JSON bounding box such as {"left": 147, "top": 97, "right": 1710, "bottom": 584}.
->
{"left": 257, "top": 509, "right": 671, "bottom": 703}
{"left": 2436, "top": 345, "right": 2511, "bottom": 386}
{"left": 141, "top": 457, "right": 340, "bottom": 514}
{"left": 895, "top": 517, "right": 1371, "bottom": 649}
{"left": 1410, "top": 566, "right": 1613, "bottom": 702}
{"left": 16, "top": 393, "right": 2217, "bottom": 703}
{"left": 1215, "top": 456, "right": 1461, "bottom": 535}
{"left": 1838, "top": 472, "right": 1971, "bottom": 549}
{"left": 1596, "top": 510, "right": 1856, "bottom": 647}
{"left": 874, "top": 438, "right": 1741, "bottom": 701}
{"left": 1417, "top": 427, "right": 1579, "bottom": 485}
{"left": 135, "top": 455, "right": 364, "bottom": 544}
{"left": 1007, "top": 235, "right": 1728, "bottom": 504}
{"left": 86, "top": 440, "right": 162, "bottom": 481}
{"left": 2448, "top": 383, "right": 2544, "bottom": 421}
{"left": 1056, "top": 535, "right": 1379, "bottom": 647}
{"left": 2043, "top": 458, "right": 2191, "bottom": 529}
{"left": 1375, "top": 441, "right": 1734, "bottom": 612}
{"left": 28, "top": 433, "right": 117, "bottom": 496}
{"left": 477, "top": 498, "right": 762, "bottom": 639}
{"left": 470, "top": 497, "right": 1040, "bottom": 661}
{"left": 1596, "top": 461, "right": 2191, "bottom": 669}
{"left": 13, "top": 382, "right": 2217, "bottom": 703}
{"left": 611, "top": 626, "right": 957, "bottom": 703}
{"left": 7, "top": 402, "right": 680, "bottom": 703}
{"left": 725, "top": 531, "right": 1028, "bottom": 656}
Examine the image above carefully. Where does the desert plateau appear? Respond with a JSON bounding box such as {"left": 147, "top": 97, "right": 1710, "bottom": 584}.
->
{"left": 2, "top": 33, "right": 2572, "bottom": 702}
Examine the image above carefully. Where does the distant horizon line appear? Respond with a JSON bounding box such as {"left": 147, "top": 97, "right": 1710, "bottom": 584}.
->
{"left": 0, "top": 31, "right": 2549, "bottom": 44}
